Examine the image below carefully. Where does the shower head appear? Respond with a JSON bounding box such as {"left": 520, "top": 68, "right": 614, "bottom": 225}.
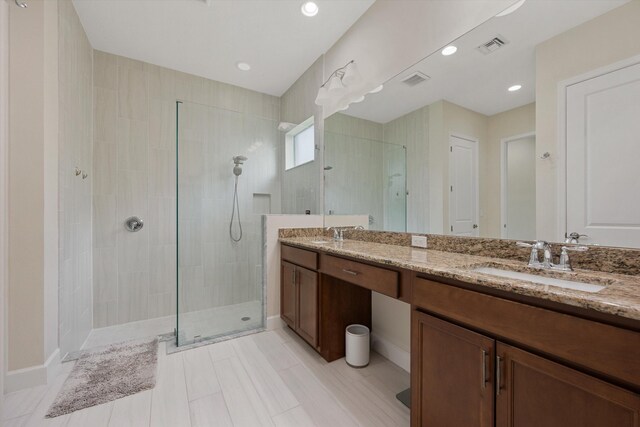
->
{"left": 233, "top": 155, "right": 247, "bottom": 176}
{"left": 232, "top": 155, "right": 247, "bottom": 165}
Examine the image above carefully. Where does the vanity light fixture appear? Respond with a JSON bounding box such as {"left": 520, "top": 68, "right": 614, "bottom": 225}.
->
{"left": 315, "top": 59, "right": 363, "bottom": 106}
{"left": 441, "top": 45, "right": 458, "bottom": 56}
{"left": 508, "top": 84, "right": 522, "bottom": 92}
{"left": 496, "top": 0, "right": 526, "bottom": 17}
{"left": 301, "top": 1, "right": 319, "bottom": 17}
{"left": 236, "top": 62, "right": 251, "bottom": 71}
{"left": 369, "top": 85, "right": 384, "bottom": 94}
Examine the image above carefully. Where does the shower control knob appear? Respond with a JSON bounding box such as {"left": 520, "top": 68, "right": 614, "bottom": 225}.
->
{"left": 125, "top": 216, "right": 144, "bottom": 232}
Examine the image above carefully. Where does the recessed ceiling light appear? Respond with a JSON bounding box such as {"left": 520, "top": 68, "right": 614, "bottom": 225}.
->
{"left": 236, "top": 62, "right": 251, "bottom": 71}
{"left": 496, "top": 0, "right": 526, "bottom": 17}
{"left": 441, "top": 45, "right": 458, "bottom": 56}
{"left": 369, "top": 85, "right": 384, "bottom": 94}
{"left": 508, "top": 84, "right": 522, "bottom": 92}
{"left": 301, "top": 1, "right": 319, "bottom": 17}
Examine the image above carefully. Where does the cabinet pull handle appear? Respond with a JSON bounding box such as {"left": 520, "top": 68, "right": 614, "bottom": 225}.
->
{"left": 496, "top": 355, "right": 504, "bottom": 396}
{"left": 342, "top": 269, "right": 359, "bottom": 276}
{"left": 291, "top": 267, "right": 296, "bottom": 285}
{"left": 481, "top": 349, "right": 489, "bottom": 388}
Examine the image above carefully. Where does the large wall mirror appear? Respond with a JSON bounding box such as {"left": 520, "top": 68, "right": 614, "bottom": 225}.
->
{"left": 323, "top": 0, "right": 640, "bottom": 248}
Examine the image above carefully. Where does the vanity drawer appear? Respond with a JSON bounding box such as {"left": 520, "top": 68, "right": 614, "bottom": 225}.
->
{"left": 281, "top": 244, "right": 318, "bottom": 270}
{"left": 322, "top": 254, "right": 399, "bottom": 298}
{"left": 413, "top": 277, "right": 640, "bottom": 389}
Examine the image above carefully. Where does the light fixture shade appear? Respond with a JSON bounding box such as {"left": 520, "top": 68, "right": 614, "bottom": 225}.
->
{"left": 342, "top": 62, "right": 361, "bottom": 86}
{"left": 369, "top": 84, "right": 384, "bottom": 94}
{"left": 315, "top": 86, "right": 330, "bottom": 106}
{"left": 352, "top": 95, "right": 366, "bottom": 103}
{"left": 327, "top": 75, "right": 345, "bottom": 93}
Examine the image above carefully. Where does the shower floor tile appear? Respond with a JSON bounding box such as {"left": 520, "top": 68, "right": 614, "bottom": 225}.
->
{"left": 81, "top": 300, "right": 263, "bottom": 351}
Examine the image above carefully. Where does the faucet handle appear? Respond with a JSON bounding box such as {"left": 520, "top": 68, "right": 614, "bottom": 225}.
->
{"left": 516, "top": 241, "right": 541, "bottom": 266}
{"left": 556, "top": 245, "right": 588, "bottom": 271}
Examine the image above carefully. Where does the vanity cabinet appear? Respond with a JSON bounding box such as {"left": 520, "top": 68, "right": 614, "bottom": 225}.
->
{"left": 412, "top": 311, "right": 494, "bottom": 427}
{"left": 412, "top": 277, "right": 640, "bottom": 427}
{"left": 496, "top": 342, "right": 640, "bottom": 427}
{"left": 280, "top": 260, "right": 318, "bottom": 348}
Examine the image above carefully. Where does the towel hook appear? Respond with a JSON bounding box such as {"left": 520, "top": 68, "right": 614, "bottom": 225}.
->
{"left": 15, "top": 0, "right": 28, "bottom": 8}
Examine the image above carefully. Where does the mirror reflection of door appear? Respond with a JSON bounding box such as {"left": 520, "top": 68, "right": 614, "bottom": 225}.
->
{"left": 449, "top": 135, "right": 478, "bottom": 237}
{"left": 502, "top": 134, "right": 536, "bottom": 241}
{"left": 566, "top": 61, "right": 640, "bottom": 248}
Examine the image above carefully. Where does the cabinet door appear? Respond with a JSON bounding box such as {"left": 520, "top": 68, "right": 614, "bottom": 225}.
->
{"left": 496, "top": 342, "right": 640, "bottom": 427}
{"left": 280, "top": 261, "right": 296, "bottom": 329}
{"left": 296, "top": 266, "right": 318, "bottom": 348}
{"left": 411, "top": 311, "right": 494, "bottom": 427}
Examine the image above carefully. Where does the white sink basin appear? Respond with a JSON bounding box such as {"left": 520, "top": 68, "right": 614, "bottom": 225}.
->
{"left": 311, "top": 240, "right": 330, "bottom": 244}
{"left": 472, "top": 267, "right": 606, "bottom": 293}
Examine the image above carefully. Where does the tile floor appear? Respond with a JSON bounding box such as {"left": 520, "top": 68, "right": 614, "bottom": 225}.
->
{"left": 3, "top": 325, "right": 410, "bottom": 427}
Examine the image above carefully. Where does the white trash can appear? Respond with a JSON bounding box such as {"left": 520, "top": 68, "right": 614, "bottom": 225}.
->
{"left": 345, "top": 324, "right": 370, "bottom": 368}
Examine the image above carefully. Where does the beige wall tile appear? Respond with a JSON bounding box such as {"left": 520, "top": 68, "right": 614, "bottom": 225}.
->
{"left": 118, "top": 66, "right": 148, "bottom": 121}
{"left": 94, "top": 50, "right": 117, "bottom": 90}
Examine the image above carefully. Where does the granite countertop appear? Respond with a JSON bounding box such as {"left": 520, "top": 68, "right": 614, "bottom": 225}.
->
{"left": 279, "top": 236, "right": 640, "bottom": 322}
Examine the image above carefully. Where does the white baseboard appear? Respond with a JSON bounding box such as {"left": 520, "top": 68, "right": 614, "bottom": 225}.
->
{"left": 266, "top": 315, "right": 285, "bottom": 331}
{"left": 4, "top": 348, "right": 61, "bottom": 393}
{"left": 371, "top": 332, "right": 410, "bottom": 373}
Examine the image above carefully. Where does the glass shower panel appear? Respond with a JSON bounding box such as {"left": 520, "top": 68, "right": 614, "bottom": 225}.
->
{"left": 176, "top": 100, "right": 277, "bottom": 346}
{"left": 324, "top": 128, "right": 407, "bottom": 232}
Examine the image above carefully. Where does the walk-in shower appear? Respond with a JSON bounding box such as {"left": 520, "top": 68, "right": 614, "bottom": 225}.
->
{"left": 175, "top": 101, "right": 275, "bottom": 348}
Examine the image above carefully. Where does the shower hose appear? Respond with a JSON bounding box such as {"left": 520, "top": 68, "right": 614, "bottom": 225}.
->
{"left": 229, "top": 175, "right": 243, "bottom": 242}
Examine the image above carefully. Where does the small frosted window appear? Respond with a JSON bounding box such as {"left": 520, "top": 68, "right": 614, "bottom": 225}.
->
{"left": 285, "top": 118, "right": 315, "bottom": 170}
{"left": 293, "top": 125, "right": 314, "bottom": 166}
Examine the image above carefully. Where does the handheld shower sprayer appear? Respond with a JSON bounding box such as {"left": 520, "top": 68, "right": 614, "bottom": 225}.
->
{"left": 230, "top": 155, "right": 248, "bottom": 242}
{"left": 232, "top": 155, "right": 247, "bottom": 177}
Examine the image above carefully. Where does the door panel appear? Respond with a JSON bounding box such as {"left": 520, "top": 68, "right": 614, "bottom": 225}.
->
{"left": 496, "top": 342, "right": 640, "bottom": 427}
{"left": 450, "top": 135, "right": 478, "bottom": 236}
{"left": 412, "top": 311, "right": 494, "bottom": 427}
{"left": 280, "top": 262, "right": 296, "bottom": 328}
{"left": 297, "top": 266, "right": 318, "bottom": 347}
{"left": 566, "top": 62, "right": 640, "bottom": 247}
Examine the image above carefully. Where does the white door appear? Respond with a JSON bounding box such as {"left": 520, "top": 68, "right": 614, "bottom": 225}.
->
{"left": 566, "top": 62, "right": 640, "bottom": 247}
{"left": 449, "top": 135, "right": 478, "bottom": 236}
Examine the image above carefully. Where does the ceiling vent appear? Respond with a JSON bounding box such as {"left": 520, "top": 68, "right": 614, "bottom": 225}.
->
{"left": 477, "top": 35, "right": 510, "bottom": 55}
{"left": 401, "top": 72, "right": 430, "bottom": 87}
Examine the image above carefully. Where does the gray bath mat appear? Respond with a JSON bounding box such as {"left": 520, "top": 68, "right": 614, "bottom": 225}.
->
{"left": 46, "top": 338, "right": 158, "bottom": 418}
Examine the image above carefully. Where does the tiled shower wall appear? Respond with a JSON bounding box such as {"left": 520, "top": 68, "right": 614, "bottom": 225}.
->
{"left": 324, "top": 113, "right": 386, "bottom": 230}
{"left": 58, "top": 0, "right": 93, "bottom": 356}
{"left": 92, "top": 51, "right": 280, "bottom": 328}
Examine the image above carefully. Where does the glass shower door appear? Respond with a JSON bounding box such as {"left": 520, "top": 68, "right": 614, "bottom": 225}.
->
{"left": 175, "top": 100, "right": 275, "bottom": 346}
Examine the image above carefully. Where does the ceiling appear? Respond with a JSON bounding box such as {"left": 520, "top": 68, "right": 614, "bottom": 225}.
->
{"left": 72, "top": 0, "right": 375, "bottom": 96}
{"left": 344, "top": 0, "right": 630, "bottom": 123}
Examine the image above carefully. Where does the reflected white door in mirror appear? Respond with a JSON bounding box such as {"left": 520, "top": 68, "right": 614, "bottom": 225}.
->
{"left": 565, "top": 59, "right": 640, "bottom": 248}
{"left": 449, "top": 135, "right": 479, "bottom": 237}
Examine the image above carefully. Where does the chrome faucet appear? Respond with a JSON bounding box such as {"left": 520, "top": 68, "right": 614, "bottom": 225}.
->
{"left": 516, "top": 240, "right": 588, "bottom": 271}
{"left": 326, "top": 226, "right": 365, "bottom": 242}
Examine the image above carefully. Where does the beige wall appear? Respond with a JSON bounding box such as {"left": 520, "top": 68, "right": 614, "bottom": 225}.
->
{"left": 1, "top": 0, "right": 9, "bottom": 401}
{"left": 7, "top": 0, "right": 74, "bottom": 376}
{"left": 535, "top": 0, "right": 640, "bottom": 241}
{"left": 486, "top": 103, "right": 535, "bottom": 238}
{"left": 8, "top": 0, "right": 47, "bottom": 371}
